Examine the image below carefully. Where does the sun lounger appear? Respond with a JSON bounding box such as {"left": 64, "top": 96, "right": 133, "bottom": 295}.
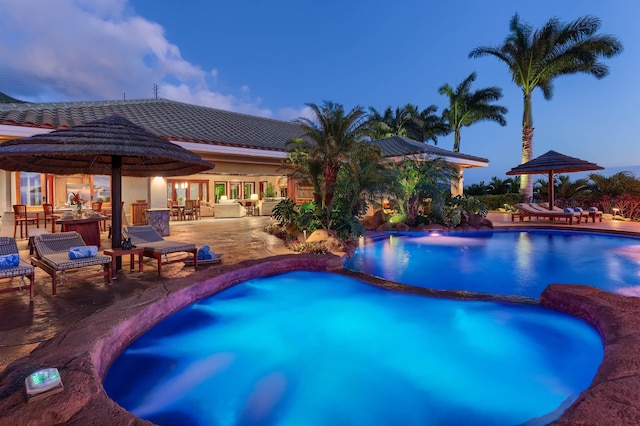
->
{"left": 0, "top": 237, "right": 35, "bottom": 301}
{"left": 31, "top": 231, "right": 112, "bottom": 295}
{"left": 587, "top": 207, "right": 603, "bottom": 223}
{"left": 124, "top": 225, "right": 198, "bottom": 275}
{"left": 512, "top": 203, "right": 580, "bottom": 224}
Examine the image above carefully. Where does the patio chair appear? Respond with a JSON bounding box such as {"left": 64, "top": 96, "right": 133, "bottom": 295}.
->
{"left": 42, "top": 203, "right": 55, "bottom": 231}
{"left": 124, "top": 225, "right": 198, "bottom": 275}
{"left": 0, "top": 237, "right": 35, "bottom": 301}
{"left": 31, "top": 231, "right": 112, "bottom": 295}
{"left": 13, "top": 204, "right": 39, "bottom": 239}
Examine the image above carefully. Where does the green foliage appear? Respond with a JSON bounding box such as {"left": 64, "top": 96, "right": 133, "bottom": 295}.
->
{"left": 473, "top": 194, "right": 523, "bottom": 210}
{"left": 438, "top": 72, "right": 507, "bottom": 152}
{"left": 271, "top": 198, "right": 298, "bottom": 226}
{"left": 288, "top": 241, "right": 330, "bottom": 254}
{"left": 263, "top": 182, "right": 277, "bottom": 198}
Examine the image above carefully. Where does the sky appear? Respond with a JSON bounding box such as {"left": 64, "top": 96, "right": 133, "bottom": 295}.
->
{"left": 1, "top": 0, "right": 639, "bottom": 185}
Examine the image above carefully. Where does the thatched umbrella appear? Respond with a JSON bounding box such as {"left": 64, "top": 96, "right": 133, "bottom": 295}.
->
{"left": 0, "top": 115, "right": 214, "bottom": 255}
{"left": 507, "top": 150, "right": 603, "bottom": 207}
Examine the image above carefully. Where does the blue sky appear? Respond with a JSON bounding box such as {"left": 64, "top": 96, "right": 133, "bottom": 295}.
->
{"left": 1, "top": 0, "right": 638, "bottom": 184}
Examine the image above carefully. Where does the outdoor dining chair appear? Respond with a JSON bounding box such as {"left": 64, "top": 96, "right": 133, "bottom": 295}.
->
{"left": 12, "top": 204, "right": 39, "bottom": 239}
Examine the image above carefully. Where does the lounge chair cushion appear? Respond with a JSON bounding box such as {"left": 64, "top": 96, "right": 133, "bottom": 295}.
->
{"left": 589, "top": 207, "right": 599, "bottom": 213}
{"left": 564, "top": 208, "right": 573, "bottom": 213}
{"left": 574, "top": 207, "right": 583, "bottom": 212}
{"left": 69, "top": 245, "right": 98, "bottom": 259}
{"left": 39, "top": 252, "right": 111, "bottom": 271}
{"left": 0, "top": 253, "right": 20, "bottom": 269}
{"left": 140, "top": 240, "right": 196, "bottom": 255}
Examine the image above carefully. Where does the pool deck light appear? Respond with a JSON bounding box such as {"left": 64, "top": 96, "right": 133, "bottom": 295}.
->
{"left": 25, "top": 368, "right": 64, "bottom": 402}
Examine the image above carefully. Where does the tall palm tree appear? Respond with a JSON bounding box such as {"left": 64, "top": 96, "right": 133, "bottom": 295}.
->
{"left": 438, "top": 72, "right": 507, "bottom": 152}
{"left": 469, "top": 14, "right": 623, "bottom": 201}
{"left": 293, "top": 101, "right": 370, "bottom": 213}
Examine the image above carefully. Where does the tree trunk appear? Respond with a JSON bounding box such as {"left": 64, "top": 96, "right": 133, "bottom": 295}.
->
{"left": 323, "top": 164, "right": 338, "bottom": 210}
{"left": 453, "top": 127, "right": 461, "bottom": 152}
{"left": 520, "top": 92, "right": 534, "bottom": 202}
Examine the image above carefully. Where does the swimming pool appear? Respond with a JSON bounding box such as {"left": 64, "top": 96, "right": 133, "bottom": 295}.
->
{"left": 104, "top": 271, "right": 603, "bottom": 425}
{"left": 343, "top": 230, "right": 640, "bottom": 298}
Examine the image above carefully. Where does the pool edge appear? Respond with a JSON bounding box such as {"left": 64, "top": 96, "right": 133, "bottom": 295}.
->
{"left": 0, "top": 254, "right": 638, "bottom": 425}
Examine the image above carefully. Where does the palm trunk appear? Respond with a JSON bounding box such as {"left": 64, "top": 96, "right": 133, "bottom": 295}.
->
{"left": 520, "top": 92, "right": 534, "bottom": 202}
{"left": 453, "top": 127, "right": 461, "bottom": 152}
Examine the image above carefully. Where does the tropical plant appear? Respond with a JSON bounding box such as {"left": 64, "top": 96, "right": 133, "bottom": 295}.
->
{"left": 438, "top": 72, "right": 507, "bottom": 152}
{"left": 368, "top": 106, "right": 413, "bottom": 140}
{"left": 271, "top": 198, "right": 298, "bottom": 227}
{"left": 263, "top": 182, "right": 277, "bottom": 198}
{"left": 405, "top": 104, "right": 450, "bottom": 144}
{"left": 588, "top": 172, "right": 640, "bottom": 197}
{"left": 487, "top": 176, "right": 518, "bottom": 194}
{"left": 293, "top": 101, "right": 370, "bottom": 220}
{"left": 368, "top": 104, "right": 449, "bottom": 144}
{"left": 470, "top": 14, "right": 623, "bottom": 201}
{"left": 464, "top": 181, "right": 488, "bottom": 196}
{"left": 389, "top": 156, "right": 459, "bottom": 227}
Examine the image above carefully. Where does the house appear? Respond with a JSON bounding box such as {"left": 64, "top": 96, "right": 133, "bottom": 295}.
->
{"left": 0, "top": 97, "right": 488, "bottom": 218}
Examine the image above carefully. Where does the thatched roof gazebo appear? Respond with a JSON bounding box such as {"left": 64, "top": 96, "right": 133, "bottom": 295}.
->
{"left": 507, "top": 150, "right": 603, "bottom": 206}
{"left": 0, "top": 115, "right": 214, "bottom": 254}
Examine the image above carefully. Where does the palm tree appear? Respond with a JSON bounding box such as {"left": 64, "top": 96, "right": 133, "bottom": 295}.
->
{"left": 588, "top": 172, "right": 640, "bottom": 197}
{"left": 438, "top": 72, "right": 507, "bottom": 152}
{"left": 293, "top": 101, "right": 370, "bottom": 216}
{"left": 469, "top": 14, "right": 623, "bottom": 201}
{"left": 368, "top": 106, "right": 413, "bottom": 140}
{"left": 405, "top": 104, "right": 450, "bottom": 144}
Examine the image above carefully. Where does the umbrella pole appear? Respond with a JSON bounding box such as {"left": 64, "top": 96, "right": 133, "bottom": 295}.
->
{"left": 548, "top": 171, "right": 555, "bottom": 208}
{"left": 112, "top": 156, "right": 123, "bottom": 271}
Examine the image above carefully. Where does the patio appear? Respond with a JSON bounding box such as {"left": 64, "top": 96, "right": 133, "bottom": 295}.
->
{"left": 1, "top": 214, "right": 640, "bottom": 424}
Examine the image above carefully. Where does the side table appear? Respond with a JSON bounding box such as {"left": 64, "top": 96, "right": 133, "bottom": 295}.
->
{"left": 103, "top": 248, "right": 144, "bottom": 280}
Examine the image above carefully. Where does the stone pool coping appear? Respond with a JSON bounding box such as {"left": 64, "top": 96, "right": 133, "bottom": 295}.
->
{"left": 0, "top": 254, "right": 639, "bottom": 425}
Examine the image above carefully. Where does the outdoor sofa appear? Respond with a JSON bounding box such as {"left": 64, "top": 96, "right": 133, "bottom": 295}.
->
{"left": 214, "top": 200, "right": 247, "bottom": 218}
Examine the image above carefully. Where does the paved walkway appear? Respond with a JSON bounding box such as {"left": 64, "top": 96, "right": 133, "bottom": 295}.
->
{"left": 2, "top": 213, "right": 640, "bottom": 373}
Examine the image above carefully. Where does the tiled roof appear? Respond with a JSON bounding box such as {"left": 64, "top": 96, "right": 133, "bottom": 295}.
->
{"left": 370, "top": 135, "right": 488, "bottom": 164}
{"left": 0, "top": 99, "right": 489, "bottom": 165}
{"left": 0, "top": 98, "right": 305, "bottom": 151}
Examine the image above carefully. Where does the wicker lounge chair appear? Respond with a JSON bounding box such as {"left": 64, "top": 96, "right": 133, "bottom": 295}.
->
{"left": 125, "top": 225, "right": 198, "bottom": 275}
{"left": 512, "top": 203, "right": 580, "bottom": 224}
{"left": 31, "top": 231, "right": 112, "bottom": 295}
{"left": 0, "top": 237, "right": 35, "bottom": 301}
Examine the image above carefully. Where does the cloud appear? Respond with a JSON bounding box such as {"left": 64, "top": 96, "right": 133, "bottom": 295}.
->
{"left": 0, "top": 0, "right": 295, "bottom": 119}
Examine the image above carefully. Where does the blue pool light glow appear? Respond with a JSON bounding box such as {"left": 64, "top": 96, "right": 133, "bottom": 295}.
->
{"left": 344, "top": 230, "right": 640, "bottom": 297}
{"left": 104, "top": 271, "right": 603, "bottom": 425}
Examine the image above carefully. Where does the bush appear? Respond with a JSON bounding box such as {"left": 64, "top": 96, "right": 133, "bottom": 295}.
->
{"left": 475, "top": 194, "right": 523, "bottom": 210}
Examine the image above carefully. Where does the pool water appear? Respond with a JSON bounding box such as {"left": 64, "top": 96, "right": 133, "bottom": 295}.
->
{"left": 104, "top": 271, "right": 603, "bottom": 425}
{"left": 344, "top": 230, "right": 640, "bottom": 298}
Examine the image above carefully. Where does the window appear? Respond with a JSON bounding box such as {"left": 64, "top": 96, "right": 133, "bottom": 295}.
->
{"left": 93, "top": 175, "right": 111, "bottom": 203}
{"left": 229, "top": 182, "right": 240, "bottom": 200}
{"left": 215, "top": 182, "right": 226, "bottom": 202}
{"left": 243, "top": 182, "right": 255, "bottom": 199}
{"left": 19, "top": 172, "right": 43, "bottom": 206}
